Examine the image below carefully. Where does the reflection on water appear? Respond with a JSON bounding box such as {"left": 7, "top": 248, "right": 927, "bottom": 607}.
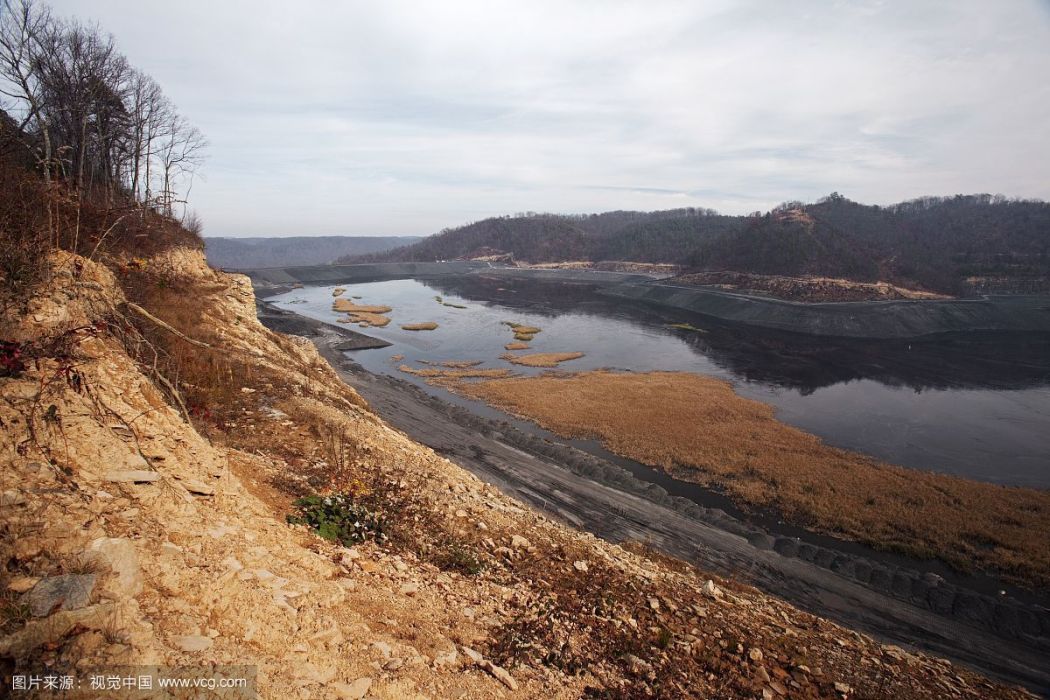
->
{"left": 269, "top": 276, "right": 1050, "bottom": 488}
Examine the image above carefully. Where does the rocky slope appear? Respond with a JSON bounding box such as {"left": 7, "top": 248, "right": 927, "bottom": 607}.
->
{"left": 0, "top": 248, "right": 1036, "bottom": 699}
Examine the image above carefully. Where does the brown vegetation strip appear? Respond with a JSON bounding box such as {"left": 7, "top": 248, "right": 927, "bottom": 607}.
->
{"left": 459, "top": 370, "right": 1050, "bottom": 587}
{"left": 398, "top": 364, "right": 514, "bottom": 380}
{"left": 504, "top": 342, "right": 530, "bottom": 351}
{"left": 500, "top": 352, "right": 585, "bottom": 368}
{"left": 332, "top": 298, "right": 392, "bottom": 313}
{"left": 504, "top": 321, "right": 541, "bottom": 342}
{"left": 346, "top": 312, "right": 390, "bottom": 327}
{"left": 401, "top": 322, "right": 439, "bottom": 331}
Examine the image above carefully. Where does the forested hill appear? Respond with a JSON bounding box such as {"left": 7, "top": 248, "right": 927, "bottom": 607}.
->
{"left": 204, "top": 235, "right": 421, "bottom": 269}
{"left": 345, "top": 194, "right": 1050, "bottom": 294}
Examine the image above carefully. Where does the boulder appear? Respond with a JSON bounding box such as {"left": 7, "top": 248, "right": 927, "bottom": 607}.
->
{"left": 22, "top": 574, "right": 96, "bottom": 617}
{"left": 83, "top": 537, "right": 142, "bottom": 599}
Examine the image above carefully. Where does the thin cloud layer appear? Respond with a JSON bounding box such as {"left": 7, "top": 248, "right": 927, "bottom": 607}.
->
{"left": 46, "top": 0, "right": 1050, "bottom": 235}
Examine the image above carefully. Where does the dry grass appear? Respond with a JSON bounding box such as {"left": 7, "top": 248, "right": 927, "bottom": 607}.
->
{"left": 401, "top": 322, "right": 439, "bottom": 331}
{"left": 503, "top": 321, "right": 541, "bottom": 342}
{"left": 504, "top": 342, "right": 530, "bottom": 351}
{"left": 434, "top": 360, "right": 483, "bottom": 368}
{"left": 398, "top": 364, "right": 514, "bottom": 380}
{"left": 124, "top": 281, "right": 258, "bottom": 425}
{"left": 332, "top": 299, "right": 392, "bottom": 313}
{"left": 459, "top": 370, "right": 1050, "bottom": 587}
{"left": 332, "top": 287, "right": 346, "bottom": 297}
{"left": 346, "top": 312, "right": 390, "bottom": 327}
{"left": 500, "top": 352, "right": 585, "bottom": 368}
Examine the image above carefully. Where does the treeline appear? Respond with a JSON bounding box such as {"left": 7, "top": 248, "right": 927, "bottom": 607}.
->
{"left": 350, "top": 193, "right": 1050, "bottom": 294}
{"left": 0, "top": 0, "right": 204, "bottom": 220}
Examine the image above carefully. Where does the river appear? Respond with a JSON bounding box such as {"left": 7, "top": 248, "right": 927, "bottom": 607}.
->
{"left": 267, "top": 275, "right": 1050, "bottom": 489}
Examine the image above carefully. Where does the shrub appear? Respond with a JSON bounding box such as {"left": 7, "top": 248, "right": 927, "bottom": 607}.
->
{"left": 287, "top": 494, "right": 386, "bottom": 545}
{"left": 433, "top": 542, "right": 485, "bottom": 575}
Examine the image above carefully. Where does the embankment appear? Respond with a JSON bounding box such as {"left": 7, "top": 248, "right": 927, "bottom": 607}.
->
{"left": 602, "top": 282, "right": 1050, "bottom": 339}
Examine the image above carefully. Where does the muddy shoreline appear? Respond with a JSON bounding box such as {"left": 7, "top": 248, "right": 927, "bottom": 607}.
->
{"left": 258, "top": 302, "right": 1050, "bottom": 695}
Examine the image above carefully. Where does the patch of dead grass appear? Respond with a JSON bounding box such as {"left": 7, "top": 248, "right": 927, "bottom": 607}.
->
{"left": 346, "top": 312, "right": 391, "bottom": 327}
{"left": 503, "top": 321, "right": 541, "bottom": 342}
{"left": 433, "top": 360, "right": 483, "bottom": 368}
{"left": 332, "top": 299, "right": 392, "bottom": 313}
{"left": 398, "top": 364, "right": 514, "bottom": 380}
{"left": 401, "top": 322, "right": 439, "bottom": 331}
{"left": 501, "top": 352, "right": 585, "bottom": 368}
{"left": 504, "top": 342, "right": 530, "bottom": 351}
{"left": 460, "top": 370, "right": 1050, "bottom": 587}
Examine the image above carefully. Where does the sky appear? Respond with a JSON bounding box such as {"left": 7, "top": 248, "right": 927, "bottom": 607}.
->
{"left": 46, "top": 0, "right": 1050, "bottom": 237}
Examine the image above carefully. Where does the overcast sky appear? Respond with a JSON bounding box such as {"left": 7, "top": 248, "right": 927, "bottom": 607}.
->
{"left": 47, "top": 0, "right": 1050, "bottom": 237}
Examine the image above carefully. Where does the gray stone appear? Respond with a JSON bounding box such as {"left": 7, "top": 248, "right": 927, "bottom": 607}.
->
{"left": 746, "top": 532, "right": 775, "bottom": 550}
{"left": 953, "top": 591, "right": 994, "bottom": 626}
{"left": 852, "top": 561, "right": 872, "bottom": 584}
{"left": 926, "top": 584, "right": 956, "bottom": 615}
{"left": 891, "top": 572, "right": 914, "bottom": 598}
{"left": 868, "top": 567, "right": 892, "bottom": 590}
{"left": 813, "top": 549, "right": 836, "bottom": 568}
{"left": 830, "top": 557, "right": 856, "bottom": 578}
{"left": 22, "top": 574, "right": 96, "bottom": 617}
{"left": 772, "top": 537, "right": 799, "bottom": 557}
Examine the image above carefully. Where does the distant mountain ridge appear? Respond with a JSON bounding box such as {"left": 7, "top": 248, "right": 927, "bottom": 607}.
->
{"left": 205, "top": 235, "right": 422, "bottom": 269}
{"left": 343, "top": 194, "right": 1050, "bottom": 294}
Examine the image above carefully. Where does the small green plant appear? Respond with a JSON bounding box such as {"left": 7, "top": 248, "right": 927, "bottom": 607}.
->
{"left": 287, "top": 494, "right": 386, "bottom": 545}
{"left": 433, "top": 542, "right": 485, "bottom": 575}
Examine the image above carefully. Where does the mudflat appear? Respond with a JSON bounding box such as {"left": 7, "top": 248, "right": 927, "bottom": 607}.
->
{"left": 457, "top": 369, "right": 1050, "bottom": 588}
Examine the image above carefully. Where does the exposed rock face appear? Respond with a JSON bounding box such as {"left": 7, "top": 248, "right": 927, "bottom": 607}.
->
{"left": 0, "top": 250, "right": 1037, "bottom": 699}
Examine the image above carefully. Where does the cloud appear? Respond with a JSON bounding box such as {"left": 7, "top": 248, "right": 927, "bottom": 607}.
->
{"left": 47, "top": 0, "right": 1050, "bottom": 235}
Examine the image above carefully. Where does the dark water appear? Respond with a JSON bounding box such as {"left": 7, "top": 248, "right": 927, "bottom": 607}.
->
{"left": 269, "top": 276, "right": 1050, "bottom": 489}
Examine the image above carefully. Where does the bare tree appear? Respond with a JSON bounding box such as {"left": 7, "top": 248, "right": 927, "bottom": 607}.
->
{"left": 0, "top": 0, "right": 205, "bottom": 226}
{"left": 0, "top": 0, "right": 56, "bottom": 183}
